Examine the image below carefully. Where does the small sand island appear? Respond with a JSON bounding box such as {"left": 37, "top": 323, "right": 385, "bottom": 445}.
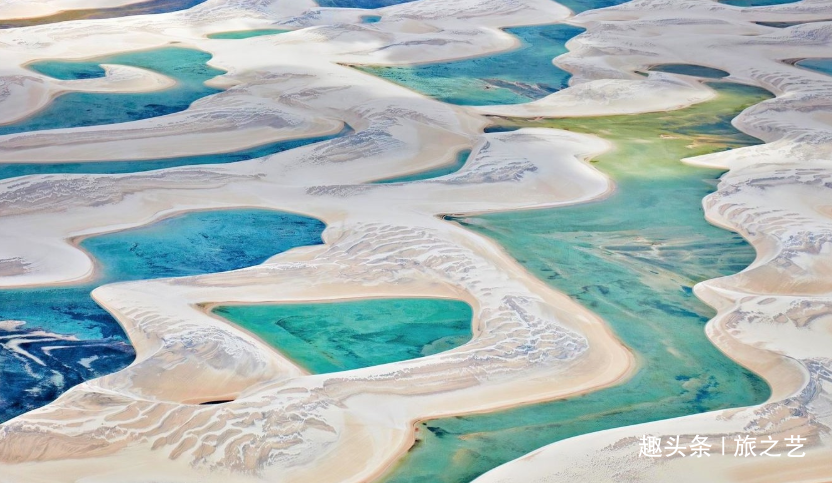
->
{"left": 0, "top": 0, "right": 830, "bottom": 482}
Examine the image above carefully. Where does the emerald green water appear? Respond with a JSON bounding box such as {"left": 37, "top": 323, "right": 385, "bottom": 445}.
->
{"left": 213, "top": 299, "right": 472, "bottom": 374}
{"left": 357, "top": 24, "right": 584, "bottom": 106}
{"left": 379, "top": 82, "right": 772, "bottom": 483}
{"left": 7, "top": 47, "right": 223, "bottom": 136}
{"left": 373, "top": 149, "right": 471, "bottom": 184}
{"left": 207, "top": 29, "right": 289, "bottom": 39}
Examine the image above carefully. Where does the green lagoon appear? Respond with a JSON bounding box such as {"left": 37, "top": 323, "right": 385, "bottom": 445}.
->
{"left": 378, "top": 82, "right": 773, "bottom": 482}
{"left": 214, "top": 298, "right": 473, "bottom": 374}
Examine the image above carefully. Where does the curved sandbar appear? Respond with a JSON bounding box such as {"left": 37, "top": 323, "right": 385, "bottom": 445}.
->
{"left": 377, "top": 81, "right": 773, "bottom": 483}
{"left": 0, "top": 124, "right": 351, "bottom": 180}
{"left": 0, "top": 209, "right": 325, "bottom": 422}
{"left": 0, "top": 0, "right": 207, "bottom": 29}
{"left": 1, "top": 0, "right": 830, "bottom": 482}
{"left": 474, "top": 0, "right": 832, "bottom": 481}
{"left": 0, "top": 47, "right": 224, "bottom": 136}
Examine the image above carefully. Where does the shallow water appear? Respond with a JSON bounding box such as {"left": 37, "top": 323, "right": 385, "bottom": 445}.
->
{"left": 315, "top": 0, "right": 416, "bottom": 8}
{"left": 797, "top": 58, "right": 832, "bottom": 77}
{"left": 651, "top": 63, "right": 729, "bottom": 79}
{"left": 214, "top": 299, "right": 472, "bottom": 374}
{"left": 373, "top": 149, "right": 470, "bottom": 184}
{"left": 755, "top": 19, "right": 832, "bottom": 27}
{"left": 0, "top": 0, "right": 206, "bottom": 29}
{"left": 378, "top": 82, "right": 773, "bottom": 483}
{"left": 29, "top": 60, "right": 107, "bottom": 80}
{"left": 0, "top": 209, "right": 325, "bottom": 423}
{"left": 0, "top": 125, "right": 352, "bottom": 181}
{"left": 720, "top": 0, "right": 800, "bottom": 6}
{"left": 207, "top": 29, "right": 289, "bottom": 39}
{"left": 554, "top": 0, "right": 630, "bottom": 13}
{"left": 4, "top": 47, "right": 224, "bottom": 136}
{"left": 358, "top": 24, "right": 583, "bottom": 106}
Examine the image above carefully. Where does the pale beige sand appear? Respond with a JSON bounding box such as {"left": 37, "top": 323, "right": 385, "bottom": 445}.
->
{"left": 0, "top": 0, "right": 150, "bottom": 20}
{"left": 0, "top": 64, "right": 175, "bottom": 126}
{"left": 0, "top": 1, "right": 635, "bottom": 481}
{"left": 0, "top": 0, "right": 829, "bottom": 482}
{"left": 475, "top": 1, "right": 832, "bottom": 482}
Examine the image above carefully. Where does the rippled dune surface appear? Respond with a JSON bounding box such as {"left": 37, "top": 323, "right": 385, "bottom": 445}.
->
{"left": 0, "top": 0, "right": 830, "bottom": 482}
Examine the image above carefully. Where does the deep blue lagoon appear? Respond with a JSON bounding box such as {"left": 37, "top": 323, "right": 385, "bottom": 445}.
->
{"left": 0, "top": 209, "right": 325, "bottom": 423}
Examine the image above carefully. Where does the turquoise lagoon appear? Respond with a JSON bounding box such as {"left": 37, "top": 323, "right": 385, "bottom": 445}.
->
{"left": 0, "top": 125, "right": 351, "bottom": 181}
{"left": 4, "top": 47, "right": 224, "bottom": 136}
{"left": 0, "top": 0, "right": 207, "bottom": 29}
{"left": 554, "top": 0, "right": 630, "bottom": 13}
{"left": 373, "top": 149, "right": 471, "bottom": 184}
{"left": 207, "top": 29, "right": 290, "bottom": 39}
{"left": 0, "top": 210, "right": 325, "bottom": 423}
{"left": 797, "top": 58, "right": 832, "bottom": 77}
{"left": 214, "top": 299, "right": 473, "bottom": 374}
{"left": 378, "top": 83, "right": 773, "bottom": 482}
{"left": 358, "top": 24, "right": 584, "bottom": 105}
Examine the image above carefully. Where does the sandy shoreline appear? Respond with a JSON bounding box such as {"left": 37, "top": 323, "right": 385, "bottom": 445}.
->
{"left": 0, "top": 0, "right": 830, "bottom": 482}
{"left": 474, "top": 1, "right": 832, "bottom": 481}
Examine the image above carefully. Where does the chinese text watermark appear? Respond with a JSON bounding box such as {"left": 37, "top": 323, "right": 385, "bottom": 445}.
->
{"left": 639, "top": 434, "right": 806, "bottom": 458}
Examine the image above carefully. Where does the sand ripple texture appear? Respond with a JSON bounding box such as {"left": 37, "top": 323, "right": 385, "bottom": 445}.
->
{"left": 0, "top": 0, "right": 829, "bottom": 482}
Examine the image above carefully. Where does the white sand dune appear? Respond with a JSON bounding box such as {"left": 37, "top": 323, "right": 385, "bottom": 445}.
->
{"left": 475, "top": 1, "right": 832, "bottom": 482}
{"left": 0, "top": 0, "right": 829, "bottom": 482}
{"left": 0, "top": 0, "right": 151, "bottom": 21}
